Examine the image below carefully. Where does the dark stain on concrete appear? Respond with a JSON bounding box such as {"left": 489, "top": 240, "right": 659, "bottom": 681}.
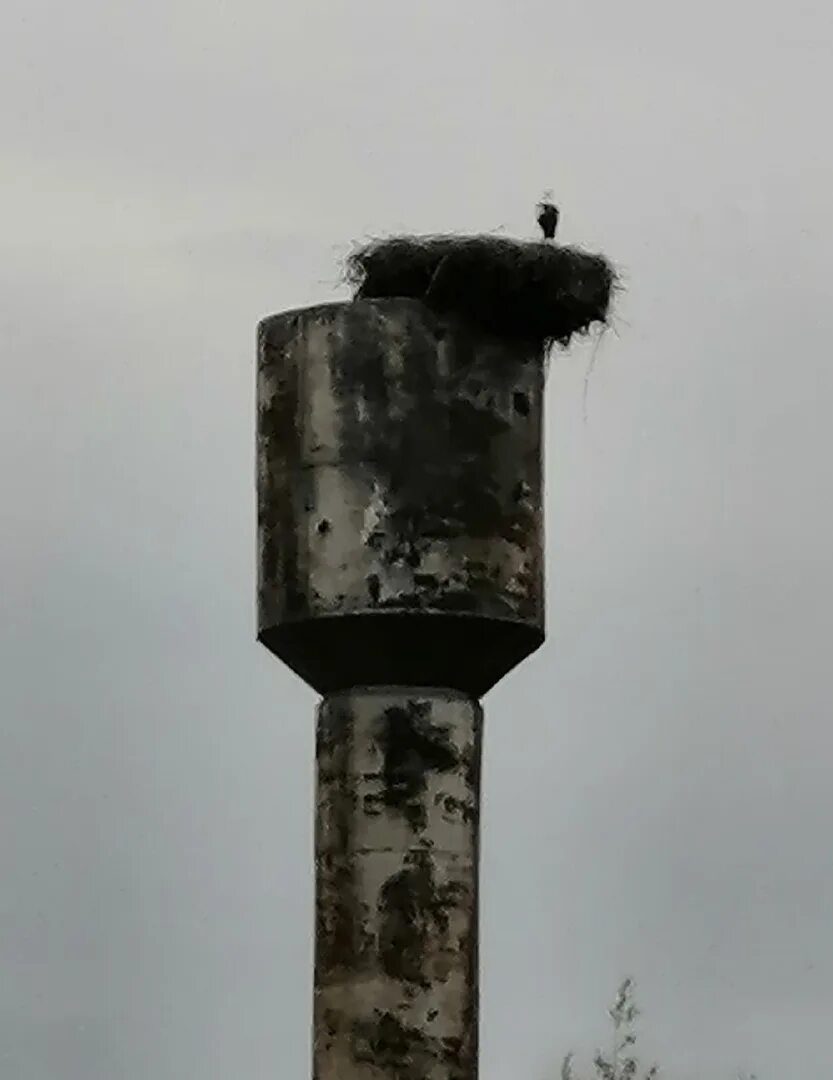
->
{"left": 350, "top": 1009, "right": 473, "bottom": 1080}
{"left": 377, "top": 853, "right": 468, "bottom": 987}
{"left": 257, "top": 324, "right": 305, "bottom": 621}
{"left": 373, "top": 701, "right": 459, "bottom": 831}
{"left": 327, "top": 301, "right": 537, "bottom": 562}
{"left": 315, "top": 851, "right": 364, "bottom": 977}
{"left": 448, "top": 398, "right": 509, "bottom": 458}
{"left": 513, "top": 389, "right": 530, "bottom": 416}
{"left": 435, "top": 791, "right": 477, "bottom": 825}
{"left": 316, "top": 703, "right": 350, "bottom": 762}
{"left": 315, "top": 706, "right": 377, "bottom": 980}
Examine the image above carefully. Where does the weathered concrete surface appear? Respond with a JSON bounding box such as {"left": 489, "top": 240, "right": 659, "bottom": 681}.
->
{"left": 257, "top": 298, "right": 545, "bottom": 695}
{"left": 314, "top": 689, "right": 481, "bottom": 1080}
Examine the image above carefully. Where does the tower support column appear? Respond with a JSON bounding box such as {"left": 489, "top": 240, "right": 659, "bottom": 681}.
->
{"left": 314, "top": 688, "right": 482, "bottom": 1080}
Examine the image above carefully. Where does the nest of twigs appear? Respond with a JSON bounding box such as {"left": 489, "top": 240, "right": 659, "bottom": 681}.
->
{"left": 344, "top": 234, "right": 616, "bottom": 349}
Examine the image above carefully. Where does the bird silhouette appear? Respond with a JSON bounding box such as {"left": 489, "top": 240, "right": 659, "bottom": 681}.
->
{"left": 536, "top": 198, "right": 559, "bottom": 241}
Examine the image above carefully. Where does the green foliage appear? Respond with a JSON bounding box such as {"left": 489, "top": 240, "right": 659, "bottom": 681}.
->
{"left": 560, "top": 980, "right": 757, "bottom": 1080}
{"left": 561, "top": 978, "right": 658, "bottom": 1080}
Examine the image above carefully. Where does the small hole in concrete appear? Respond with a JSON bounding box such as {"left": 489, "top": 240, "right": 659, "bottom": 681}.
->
{"left": 317, "top": 519, "right": 331, "bottom": 536}
{"left": 513, "top": 391, "right": 530, "bottom": 416}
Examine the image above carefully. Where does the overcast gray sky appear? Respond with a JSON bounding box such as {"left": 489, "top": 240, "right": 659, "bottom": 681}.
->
{"left": 2, "top": 1, "right": 832, "bottom": 1077}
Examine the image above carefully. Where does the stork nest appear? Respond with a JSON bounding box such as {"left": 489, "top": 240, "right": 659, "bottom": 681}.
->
{"left": 344, "top": 234, "right": 616, "bottom": 349}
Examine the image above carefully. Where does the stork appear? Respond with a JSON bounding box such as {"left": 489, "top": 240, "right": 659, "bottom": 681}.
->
{"left": 536, "top": 197, "right": 559, "bottom": 241}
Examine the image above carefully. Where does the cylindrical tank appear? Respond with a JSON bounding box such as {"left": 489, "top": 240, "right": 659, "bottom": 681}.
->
{"left": 257, "top": 298, "right": 545, "bottom": 697}
{"left": 314, "top": 688, "right": 481, "bottom": 1080}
